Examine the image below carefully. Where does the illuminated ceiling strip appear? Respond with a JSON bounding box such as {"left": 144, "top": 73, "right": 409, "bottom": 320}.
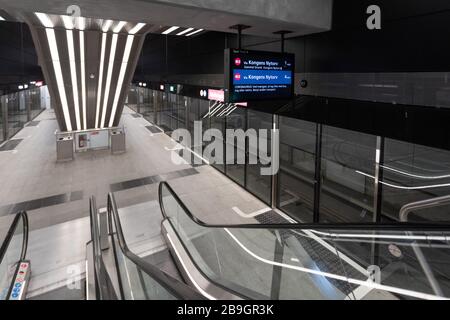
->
{"left": 36, "top": 12, "right": 73, "bottom": 130}
{"left": 217, "top": 104, "right": 233, "bottom": 117}
{"left": 209, "top": 103, "right": 224, "bottom": 117}
{"left": 102, "top": 20, "right": 113, "bottom": 32}
{"left": 109, "top": 23, "right": 145, "bottom": 127}
{"left": 129, "top": 23, "right": 146, "bottom": 35}
{"left": 356, "top": 170, "right": 450, "bottom": 190}
{"left": 61, "top": 15, "right": 74, "bottom": 29}
{"left": 95, "top": 33, "right": 107, "bottom": 128}
{"left": 162, "top": 26, "right": 179, "bottom": 34}
{"left": 78, "top": 16, "right": 85, "bottom": 31}
{"left": 108, "top": 23, "right": 145, "bottom": 127}
{"left": 202, "top": 101, "right": 220, "bottom": 118}
{"left": 223, "top": 106, "right": 237, "bottom": 117}
{"left": 176, "top": 27, "right": 193, "bottom": 36}
{"left": 100, "top": 33, "right": 119, "bottom": 128}
{"left": 35, "top": 12, "right": 53, "bottom": 28}
{"left": 113, "top": 21, "right": 126, "bottom": 33}
{"left": 108, "top": 34, "right": 134, "bottom": 127}
{"left": 63, "top": 19, "right": 81, "bottom": 130}
{"left": 45, "top": 28, "right": 72, "bottom": 131}
{"left": 224, "top": 228, "right": 447, "bottom": 300}
{"left": 186, "top": 28, "right": 203, "bottom": 36}
{"left": 80, "top": 31, "right": 87, "bottom": 129}
{"left": 66, "top": 30, "right": 81, "bottom": 129}
{"left": 382, "top": 165, "right": 450, "bottom": 180}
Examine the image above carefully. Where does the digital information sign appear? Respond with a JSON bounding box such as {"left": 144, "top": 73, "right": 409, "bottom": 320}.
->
{"left": 224, "top": 49, "right": 295, "bottom": 103}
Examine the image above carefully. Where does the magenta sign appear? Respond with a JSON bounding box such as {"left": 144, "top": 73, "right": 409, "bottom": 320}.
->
{"left": 208, "top": 89, "right": 247, "bottom": 106}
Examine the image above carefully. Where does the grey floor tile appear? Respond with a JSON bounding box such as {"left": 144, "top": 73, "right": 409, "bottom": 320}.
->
{"left": 0, "top": 139, "right": 23, "bottom": 151}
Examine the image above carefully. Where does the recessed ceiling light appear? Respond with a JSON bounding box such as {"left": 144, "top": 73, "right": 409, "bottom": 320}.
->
{"left": 186, "top": 29, "right": 204, "bottom": 36}
{"left": 0, "top": 16, "right": 5, "bottom": 21}
{"left": 176, "top": 27, "right": 194, "bottom": 36}
{"left": 162, "top": 26, "right": 179, "bottom": 35}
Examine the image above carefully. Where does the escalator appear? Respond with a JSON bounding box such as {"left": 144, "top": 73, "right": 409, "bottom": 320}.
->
{"left": 89, "top": 181, "right": 450, "bottom": 300}
{"left": 86, "top": 195, "right": 204, "bottom": 300}
{"left": 0, "top": 212, "right": 30, "bottom": 300}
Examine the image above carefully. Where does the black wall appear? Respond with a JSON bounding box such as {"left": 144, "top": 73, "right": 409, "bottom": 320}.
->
{"left": 135, "top": 0, "right": 450, "bottom": 79}
{"left": 132, "top": 0, "right": 450, "bottom": 151}
{"left": 0, "top": 21, "right": 42, "bottom": 93}
{"left": 3, "top": 1, "right": 449, "bottom": 90}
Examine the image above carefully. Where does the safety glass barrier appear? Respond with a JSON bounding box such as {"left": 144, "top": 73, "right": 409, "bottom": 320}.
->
{"left": 110, "top": 232, "right": 176, "bottom": 300}
{"left": 0, "top": 213, "right": 27, "bottom": 300}
{"left": 0, "top": 87, "right": 47, "bottom": 143}
{"left": 106, "top": 193, "right": 205, "bottom": 300}
{"left": 159, "top": 182, "right": 450, "bottom": 300}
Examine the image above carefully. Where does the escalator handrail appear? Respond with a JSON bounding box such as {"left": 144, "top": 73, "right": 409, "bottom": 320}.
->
{"left": 106, "top": 192, "right": 205, "bottom": 300}
{"left": 89, "top": 197, "right": 117, "bottom": 300}
{"left": 0, "top": 211, "right": 28, "bottom": 266}
{"left": 158, "top": 181, "right": 450, "bottom": 231}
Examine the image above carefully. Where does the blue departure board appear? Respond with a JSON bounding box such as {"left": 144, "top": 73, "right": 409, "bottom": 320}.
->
{"left": 224, "top": 49, "right": 295, "bottom": 103}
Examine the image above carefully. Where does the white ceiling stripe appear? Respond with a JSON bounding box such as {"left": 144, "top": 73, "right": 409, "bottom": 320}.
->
{"left": 186, "top": 28, "right": 204, "bottom": 36}
{"left": 162, "top": 26, "right": 179, "bottom": 34}
{"left": 129, "top": 23, "right": 146, "bottom": 35}
{"left": 65, "top": 29, "right": 81, "bottom": 130}
{"left": 176, "top": 27, "right": 194, "bottom": 36}
{"left": 108, "top": 34, "right": 134, "bottom": 127}
{"left": 45, "top": 28, "right": 72, "bottom": 131}
{"left": 80, "top": 30, "right": 87, "bottom": 130}
{"left": 95, "top": 33, "right": 107, "bottom": 128}
{"left": 100, "top": 33, "right": 118, "bottom": 128}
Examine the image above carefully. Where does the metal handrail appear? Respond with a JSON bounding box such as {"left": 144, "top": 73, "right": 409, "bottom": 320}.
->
{"left": 0, "top": 211, "right": 29, "bottom": 301}
{"left": 398, "top": 195, "right": 450, "bottom": 297}
{"left": 88, "top": 197, "right": 117, "bottom": 300}
{"left": 159, "top": 181, "right": 450, "bottom": 231}
{"left": 106, "top": 192, "right": 204, "bottom": 300}
{"left": 0, "top": 211, "right": 28, "bottom": 266}
{"left": 399, "top": 194, "right": 450, "bottom": 222}
{"left": 159, "top": 181, "right": 450, "bottom": 299}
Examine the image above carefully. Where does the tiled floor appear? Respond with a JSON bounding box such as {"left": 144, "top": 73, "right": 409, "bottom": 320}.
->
{"left": 0, "top": 139, "right": 23, "bottom": 152}
{"left": 145, "top": 125, "right": 162, "bottom": 134}
{"left": 26, "top": 121, "right": 41, "bottom": 127}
